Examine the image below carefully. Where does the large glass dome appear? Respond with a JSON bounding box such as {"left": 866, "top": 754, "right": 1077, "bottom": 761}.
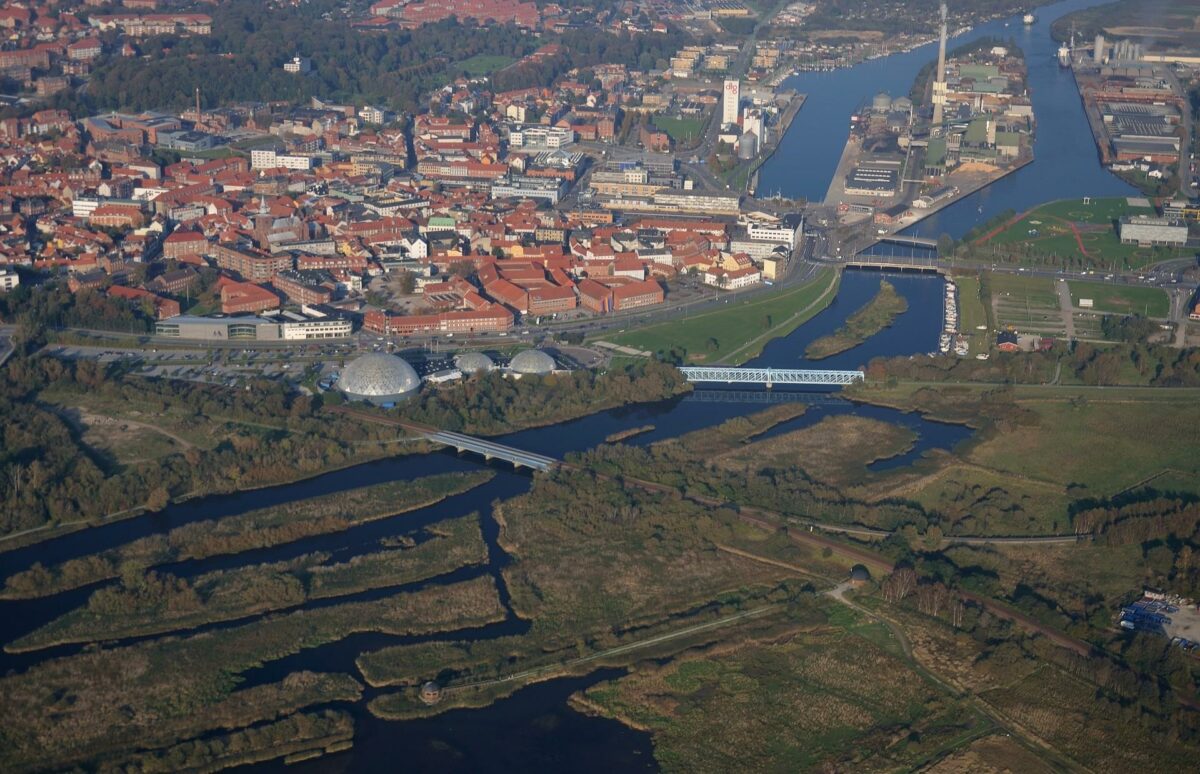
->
{"left": 454, "top": 351, "right": 495, "bottom": 373}
{"left": 339, "top": 353, "right": 421, "bottom": 404}
{"left": 508, "top": 349, "right": 556, "bottom": 376}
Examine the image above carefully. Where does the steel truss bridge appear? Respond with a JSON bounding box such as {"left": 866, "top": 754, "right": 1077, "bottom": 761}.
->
{"left": 678, "top": 367, "right": 865, "bottom": 387}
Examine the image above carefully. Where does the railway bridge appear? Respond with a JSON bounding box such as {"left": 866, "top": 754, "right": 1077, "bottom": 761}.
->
{"left": 679, "top": 367, "right": 864, "bottom": 388}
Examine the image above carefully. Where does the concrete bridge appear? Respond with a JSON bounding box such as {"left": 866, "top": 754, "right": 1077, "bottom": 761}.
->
{"left": 427, "top": 430, "right": 557, "bottom": 471}
{"left": 679, "top": 367, "right": 865, "bottom": 387}
{"left": 876, "top": 235, "right": 938, "bottom": 249}
{"left": 846, "top": 258, "right": 943, "bottom": 273}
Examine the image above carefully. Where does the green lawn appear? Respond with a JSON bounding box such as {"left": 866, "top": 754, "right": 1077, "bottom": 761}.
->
{"left": 654, "top": 115, "right": 706, "bottom": 145}
{"left": 1067, "top": 280, "right": 1169, "bottom": 318}
{"left": 595, "top": 268, "right": 839, "bottom": 364}
{"left": 981, "top": 197, "right": 1184, "bottom": 270}
{"left": 988, "top": 272, "right": 1059, "bottom": 309}
{"left": 453, "top": 54, "right": 516, "bottom": 76}
{"left": 953, "top": 274, "right": 990, "bottom": 353}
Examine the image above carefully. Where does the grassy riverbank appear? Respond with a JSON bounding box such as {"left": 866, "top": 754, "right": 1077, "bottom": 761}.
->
{"left": 597, "top": 268, "right": 840, "bottom": 364}
{"left": 805, "top": 279, "right": 908, "bottom": 360}
{"left": 1, "top": 471, "right": 494, "bottom": 600}
{"left": 9, "top": 513, "right": 488, "bottom": 651}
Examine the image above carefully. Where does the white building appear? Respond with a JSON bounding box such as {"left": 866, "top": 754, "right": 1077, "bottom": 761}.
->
{"left": 0, "top": 268, "right": 19, "bottom": 291}
{"left": 1119, "top": 215, "right": 1187, "bottom": 247}
{"left": 704, "top": 265, "right": 761, "bottom": 289}
{"left": 283, "top": 56, "right": 312, "bottom": 74}
{"left": 280, "top": 317, "right": 352, "bottom": 340}
{"left": 358, "top": 105, "right": 387, "bottom": 125}
{"left": 746, "top": 221, "right": 796, "bottom": 248}
{"left": 250, "top": 149, "right": 315, "bottom": 170}
{"left": 508, "top": 125, "right": 574, "bottom": 150}
{"left": 400, "top": 236, "right": 428, "bottom": 261}
{"left": 490, "top": 176, "right": 566, "bottom": 204}
{"left": 722, "top": 79, "right": 740, "bottom": 126}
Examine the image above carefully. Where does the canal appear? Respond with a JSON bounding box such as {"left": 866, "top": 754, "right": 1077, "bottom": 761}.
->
{"left": 756, "top": 0, "right": 1134, "bottom": 238}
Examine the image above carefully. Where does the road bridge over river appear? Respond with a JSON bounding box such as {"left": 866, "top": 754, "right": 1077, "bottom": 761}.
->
{"left": 426, "top": 430, "right": 556, "bottom": 471}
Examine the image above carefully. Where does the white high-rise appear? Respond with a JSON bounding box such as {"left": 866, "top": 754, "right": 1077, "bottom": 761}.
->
{"left": 722, "top": 79, "right": 740, "bottom": 127}
{"left": 931, "top": 3, "right": 949, "bottom": 127}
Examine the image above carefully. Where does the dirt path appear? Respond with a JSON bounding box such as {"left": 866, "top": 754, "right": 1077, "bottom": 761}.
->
{"left": 51, "top": 404, "right": 197, "bottom": 451}
{"left": 1055, "top": 280, "right": 1077, "bottom": 340}
{"left": 975, "top": 209, "right": 1029, "bottom": 245}
{"left": 870, "top": 460, "right": 1066, "bottom": 502}
{"left": 444, "top": 604, "right": 782, "bottom": 694}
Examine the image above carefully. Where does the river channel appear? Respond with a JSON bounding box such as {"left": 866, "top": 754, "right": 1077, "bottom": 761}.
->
{"left": 757, "top": 0, "right": 1134, "bottom": 238}
{"left": 1, "top": 271, "right": 972, "bottom": 771}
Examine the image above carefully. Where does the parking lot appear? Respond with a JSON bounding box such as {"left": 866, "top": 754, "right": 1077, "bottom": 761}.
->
{"left": 1120, "top": 594, "right": 1200, "bottom": 653}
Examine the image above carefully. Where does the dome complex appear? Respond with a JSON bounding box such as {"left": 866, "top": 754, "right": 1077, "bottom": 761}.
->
{"left": 339, "top": 353, "right": 420, "bottom": 404}
{"left": 455, "top": 351, "right": 495, "bottom": 373}
{"left": 508, "top": 349, "right": 556, "bottom": 376}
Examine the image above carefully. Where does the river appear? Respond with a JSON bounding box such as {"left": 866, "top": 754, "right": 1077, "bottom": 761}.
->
{"left": 756, "top": 0, "right": 1134, "bottom": 238}
{"left": 1, "top": 270, "right": 970, "bottom": 771}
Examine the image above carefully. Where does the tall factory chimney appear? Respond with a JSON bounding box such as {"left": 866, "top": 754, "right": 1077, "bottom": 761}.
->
{"left": 931, "top": 2, "right": 949, "bottom": 128}
{"left": 1093, "top": 33, "right": 1105, "bottom": 66}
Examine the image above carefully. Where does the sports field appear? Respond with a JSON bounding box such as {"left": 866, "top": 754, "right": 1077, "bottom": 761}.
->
{"left": 1067, "top": 280, "right": 1170, "bottom": 318}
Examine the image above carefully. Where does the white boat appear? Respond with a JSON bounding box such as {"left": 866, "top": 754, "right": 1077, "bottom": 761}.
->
{"left": 1023, "top": 12, "right": 1036, "bottom": 25}
{"left": 1058, "top": 43, "right": 1071, "bottom": 68}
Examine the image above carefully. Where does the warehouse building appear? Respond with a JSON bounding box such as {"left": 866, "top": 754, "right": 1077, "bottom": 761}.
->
{"left": 844, "top": 163, "right": 900, "bottom": 197}
{"left": 155, "top": 314, "right": 352, "bottom": 341}
{"left": 1119, "top": 215, "right": 1188, "bottom": 247}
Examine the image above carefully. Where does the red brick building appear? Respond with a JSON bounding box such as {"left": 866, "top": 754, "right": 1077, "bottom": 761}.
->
{"left": 527, "top": 284, "right": 577, "bottom": 315}
{"left": 364, "top": 305, "right": 514, "bottom": 335}
{"left": 272, "top": 270, "right": 333, "bottom": 306}
{"left": 218, "top": 278, "right": 281, "bottom": 314}
{"left": 107, "top": 284, "right": 180, "bottom": 319}
{"left": 577, "top": 278, "right": 613, "bottom": 313}
{"left": 162, "top": 229, "right": 208, "bottom": 260}
{"left": 211, "top": 244, "right": 291, "bottom": 283}
{"left": 612, "top": 278, "right": 664, "bottom": 311}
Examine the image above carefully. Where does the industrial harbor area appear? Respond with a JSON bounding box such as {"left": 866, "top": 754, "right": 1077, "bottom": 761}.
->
{"left": 2, "top": 0, "right": 1200, "bottom": 772}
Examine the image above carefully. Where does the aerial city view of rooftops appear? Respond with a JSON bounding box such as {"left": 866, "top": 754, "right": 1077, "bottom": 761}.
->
{"left": 1, "top": 0, "right": 1200, "bottom": 771}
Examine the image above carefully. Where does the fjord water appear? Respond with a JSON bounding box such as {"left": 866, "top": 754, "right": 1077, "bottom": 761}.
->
{"left": 756, "top": 0, "right": 1134, "bottom": 237}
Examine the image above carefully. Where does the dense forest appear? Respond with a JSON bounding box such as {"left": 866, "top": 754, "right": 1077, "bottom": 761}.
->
{"left": 400, "top": 359, "right": 689, "bottom": 434}
{"left": 0, "top": 354, "right": 396, "bottom": 539}
{"left": 52, "top": 0, "right": 687, "bottom": 114}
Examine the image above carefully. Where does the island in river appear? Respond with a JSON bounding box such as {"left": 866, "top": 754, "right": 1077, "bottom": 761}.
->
{"left": 805, "top": 279, "right": 908, "bottom": 359}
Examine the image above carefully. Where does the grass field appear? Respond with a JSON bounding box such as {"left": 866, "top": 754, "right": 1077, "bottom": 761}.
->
{"left": 580, "top": 616, "right": 980, "bottom": 772}
{"left": 980, "top": 197, "right": 1185, "bottom": 269}
{"left": 987, "top": 272, "right": 1064, "bottom": 332}
{"left": 968, "top": 396, "right": 1200, "bottom": 497}
{"left": 596, "top": 268, "right": 839, "bottom": 364}
{"left": 1067, "top": 280, "right": 1169, "bottom": 317}
{"left": 653, "top": 115, "right": 706, "bottom": 146}
{"left": 953, "top": 274, "right": 990, "bottom": 353}
{"left": 453, "top": 54, "right": 516, "bottom": 76}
